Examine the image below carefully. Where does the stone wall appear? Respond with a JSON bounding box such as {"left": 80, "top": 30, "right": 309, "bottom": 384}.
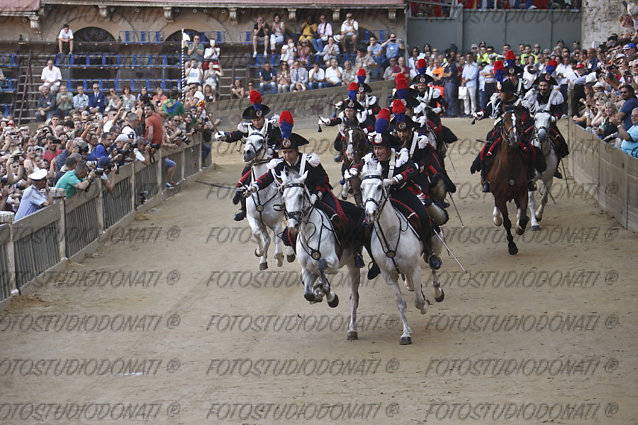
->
{"left": 581, "top": 0, "right": 625, "bottom": 47}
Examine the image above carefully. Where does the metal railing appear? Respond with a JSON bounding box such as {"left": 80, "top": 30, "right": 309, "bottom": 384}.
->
{"left": 0, "top": 135, "right": 209, "bottom": 303}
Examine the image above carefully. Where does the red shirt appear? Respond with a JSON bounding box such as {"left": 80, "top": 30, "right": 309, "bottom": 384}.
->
{"left": 145, "top": 113, "right": 163, "bottom": 145}
{"left": 42, "top": 148, "right": 63, "bottom": 164}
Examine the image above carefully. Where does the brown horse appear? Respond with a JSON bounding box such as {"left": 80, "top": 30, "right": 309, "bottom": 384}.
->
{"left": 486, "top": 110, "right": 529, "bottom": 255}
{"left": 340, "top": 126, "right": 370, "bottom": 207}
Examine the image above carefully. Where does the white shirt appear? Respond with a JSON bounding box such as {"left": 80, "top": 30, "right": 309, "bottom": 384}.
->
{"left": 340, "top": 19, "right": 358, "bottom": 36}
{"left": 41, "top": 66, "right": 62, "bottom": 84}
{"left": 555, "top": 63, "right": 573, "bottom": 86}
{"left": 58, "top": 28, "right": 73, "bottom": 40}
{"left": 309, "top": 67, "right": 325, "bottom": 82}
{"left": 325, "top": 66, "right": 343, "bottom": 85}
{"left": 461, "top": 62, "right": 479, "bottom": 88}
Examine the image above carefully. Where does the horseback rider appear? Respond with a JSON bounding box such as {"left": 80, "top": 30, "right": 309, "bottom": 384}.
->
{"left": 411, "top": 59, "right": 447, "bottom": 130}
{"left": 349, "top": 115, "right": 442, "bottom": 279}
{"left": 503, "top": 50, "right": 528, "bottom": 97}
{"left": 470, "top": 79, "right": 545, "bottom": 193}
{"left": 319, "top": 94, "right": 370, "bottom": 163}
{"left": 523, "top": 71, "right": 569, "bottom": 178}
{"left": 354, "top": 69, "right": 381, "bottom": 132}
{"left": 215, "top": 90, "right": 281, "bottom": 221}
{"left": 245, "top": 111, "right": 366, "bottom": 268}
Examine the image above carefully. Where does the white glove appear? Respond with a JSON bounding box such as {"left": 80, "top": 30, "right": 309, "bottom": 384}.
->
{"left": 550, "top": 115, "right": 557, "bottom": 123}
{"left": 309, "top": 193, "right": 319, "bottom": 204}
{"left": 270, "top": 114, "right": 280, "bottom": 126}
{"left": 318, "top": 117, "right": 330, "bottom": 126}
{"left": 344, "top": 167, "right": 358, "bottom": 179}
{"left": 383, "top": 178, "right": 397, "bottom": 188}
{"left": 472, "top": 111, "right": 484, "bottom": 120}
{"left": 242, "top": 183, "right": 259, "bottom": 196}
{"left": 214, "top": 131, "right": 227, "bottom": 141}
{"left": 396, "top": 148, "right": 409, "bottom": 167}
{"left": 432, "top": 107, "right": 442, "bottom": 114}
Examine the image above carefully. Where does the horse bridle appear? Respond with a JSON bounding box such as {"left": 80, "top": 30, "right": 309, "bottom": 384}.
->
{"left": 500, "top": 111, "right": 519, "bottom": 146}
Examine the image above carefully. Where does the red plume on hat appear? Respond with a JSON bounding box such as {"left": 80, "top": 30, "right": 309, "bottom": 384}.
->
{"left": 249, "top": 90, "right": 262, "bottom": 110}
{"left": 347, "top": 82, "right": 359, "bottom": 100}
{"left": 493, "top": 60, "right": 505, "bottom": 82}
{"left": 504, "top": 50, "right": 516, "bottom": 68}
{"left": 395, "top": 74, "right": 409, "bottom": 99}
{"left": 279, "top": 110, "right": 293, "bottom": 139}
{"left": 416, "top": 58, "right": 427, "bottom": 75}
{"left": 356, "top": 68, "right": 366, "bottom": 84}
{"left": 375, "top": 108, "right": 391, "bottom": 134}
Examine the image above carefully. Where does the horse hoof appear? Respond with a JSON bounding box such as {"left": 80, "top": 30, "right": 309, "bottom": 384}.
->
{"left": 535, "top": 214, "right": 543, "bottom": 222}
{"left": 287, "top": 254, "right": 296, "bottom": 263}
{"left": 493, "top": 216, "right": 503, "bottom": 226}
{"left": 435, "top": 289, "right": 445, "bottom": 303}
{"left": 275, "top": 254, "right": 284, "bottom": 267}
{"left": 515, "top": 227, "right": 524, "bottom": 236}
{"left": 532, "top": 225, "right": 540, "bottom": 231}
{"left": 259, "top": 262, "right": 268, "bottom": 271}
{"left": 254, "top": 249, "right": 263, "bottom": 257}
{"left": 405, "top": 282, "right": 414, "bottom": 292}
{"left": 508, "top": 244, "right": 518, "bottom": 255}
{"left": 400, "top": 336, "right": 412, "bottom": 345}
{"left": 304, "top": 293, "right": 316, "bottom": 303}
{"left": 327, "top": 294, "right": 339, "bottom": 308}
{"left": 347, "top": 331, "right": 358, "bottom": 341}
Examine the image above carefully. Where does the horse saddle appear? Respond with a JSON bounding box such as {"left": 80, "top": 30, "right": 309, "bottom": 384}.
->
{"left": 390, "top": 199, "right": 424, "bottom": 235}
{"left": 316, "top": 202, "right": 347, "bottom": 244}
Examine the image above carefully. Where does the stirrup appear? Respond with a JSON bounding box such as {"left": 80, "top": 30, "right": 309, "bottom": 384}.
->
{"left": 554, "top": 169, "right": 563, "bottom": 179}
{"left": 481, "top": 182, "right": 490, "bottom": 193}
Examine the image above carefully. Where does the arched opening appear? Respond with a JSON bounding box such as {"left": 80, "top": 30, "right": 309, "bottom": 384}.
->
{"left": 71, "top": 27, "right": 118, "bottom": 84}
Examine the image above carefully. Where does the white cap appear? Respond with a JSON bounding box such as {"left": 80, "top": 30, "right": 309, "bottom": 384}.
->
{"left": 593, "top": 81, "right": 605, "bottom": 88}
{"left": 28, "top": 169, "right": 48, "bottom": 181}
{"left": 585, "top": 72, "right": 598, "bottom": 84}
{"left": 115, "top": 133, "right": 130, "bottom": 143}
{"left": 193, "top": 91, "right": 204, "bottom": 102}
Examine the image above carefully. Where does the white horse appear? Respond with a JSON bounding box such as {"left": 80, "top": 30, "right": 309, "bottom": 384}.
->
{"left": 243, "top": 134, "right": 294, "bottom": 270}
{"left": 280, "top": 169, "right": 362, "bottom": 340}
{"left": 359, "top": 161, "right": 444, "bottom": 345}
{"left": 528, "top": 111, "right": 558, "bottom": 231}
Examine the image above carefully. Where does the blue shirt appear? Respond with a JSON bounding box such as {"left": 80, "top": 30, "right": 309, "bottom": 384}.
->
{"left": 619, "top": 97, "right": 638, "bottom": 130}
{"left": 621, "top": 124, "right": 638, "bottom": 155}
{"left": 462, "top": 62, "right": 479, "bottom": 88}
{"left": 385, "top": 41, "right": 400, "bottom": 59}
{"left": 260, "top": 68, "right": 275, "bottom": 82}
{"left": 14, "top": 185, "right": 48, "bottom": 221}
{"left": 87, "top": 144, "right": 108, "bottom": 161}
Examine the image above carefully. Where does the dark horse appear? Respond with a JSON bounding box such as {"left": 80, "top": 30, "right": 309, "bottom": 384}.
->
{"left": 339, "top": 126, "right": 370, "bottom": 207}
{"left": 486, "top": 110, "right": 529, "bottom": 255}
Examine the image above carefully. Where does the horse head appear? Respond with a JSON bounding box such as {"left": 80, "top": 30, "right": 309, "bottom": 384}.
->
{"left": 344, "top": 127, "right": 369, "bottom": 164}
{"left": 280, "top": 169, "right": 309, "bottom": 230}
{"left": 501, "top": 110, "right": 521, "bottom": 147}
{"left": 359, "top": 160, "right": 385, "bottom": 224}
{"left": 534, "top": 111, "right": 551, "bottom": 144}
{"left": 243, "top": 133, "right": 266, "bottom": 163}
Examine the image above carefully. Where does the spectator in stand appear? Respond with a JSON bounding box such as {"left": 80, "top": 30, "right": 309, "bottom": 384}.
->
{"left": 187, "top": 34, "right": 205, "bottom": 62}
{"left": 152, "top": 86, "right": 167, "bottom": 109}
{"left": 281, "top": 37, "right": 297, "bottom": 67}
{"left": 55, "top": 161, "right": 95, "bottom": 198}
{"left": 354, "top": 47, "right": 376, "bottom": 82}
{"left": 231, "top": 79, "right": 245, "bottom": 99}
{"left": 312, "top": 14, "right": 332, "bottom": 53}
{"left": 36, "top": 85, "right": 56, "bottom": 123}
{"left": 408, "top": 47, "right": 421, "bottom": 78}
{"left": 461, "top": 52, "right": 479, "bottom": 116}
{"left": 612, "top": 84, "right": 638, "bottom": 130}
{"left": 338, "top": 12, "right": 358, "bottom": 53}
{"left": 41, "top": 59, "right": 62, "bottom": 94}
{"left": 56, "top": 85, "right": 73, "bottom": 117}
{"left": 308, "top": 63, "right": 325, "bottom": 89}
{"left": 617, "top": 107, "right": 638, "bottom": 156}
{"left": 342, "top": 60, "right": 356, "bottom": 85}
{"left": 368, "top": 36, "right": 384, "bottom": 72}
{"left": 277, "top": 62, "right": 291, "bottom": 93}
{"left": 259, "top": 62, "right": 277, "bottom": 94}
{"left": 247, "top": 80, "right": 256, "bottom": 93}
{"left": 383, "top": 57, "right": 398, "bottom": 80}
{"left": 120, "top": 86, "right": 136, "bottom": 111}
{"left": 381, "top": 32, "right": 404, "bottom": 68}
{"left": 299, "top": 16, "right": 317, "bottom": 44}
{"left": 57, "top": 24, "right": 73, "bottom": 55}
{"left": 396, "top": 57, "right": 410, "bottom": 79}
{"left": 320, "top": 36, "right": 339, "bottom": 66}
{"left": 203, "top": 39, "right": 220, "bottom": 70}
{"left": 290, "top": 61, "right": 308, "bottom": 92}
{"left": 137, "top": 86, "right": 151, "bottom": 105}
{"left": 88, "top": 82, "right": 107, "bottom": 114}
{"left": 442, "top": 50, "right": 459, "bottom": 117}
{"left": 481, "top": 55, "right": 497, "bottom": 110}
{"left": 270, "top": 14, "right": 286, "bottom": 54}
{"left": 252, "top": 16, "right": 270, "bottom": 58}
{"left": 143, "top": 103, "right": 177, "bottom": 188}
{"left": 297, "top": 39, "right": 312, "bottom": 66}
{"left": 105, "top": 88, "right": 121, "bottom": 112}
{"left": 162, "top": 88, "right": 185, "bottom": 118}
{"left": 203, "top": 62, "right": 223, "bottom": 100}
{"left": 324, "top": 58, "right": 343, "bottom": 87}
{"left": 185, "top": 58, "right": 203, "bottom": 87}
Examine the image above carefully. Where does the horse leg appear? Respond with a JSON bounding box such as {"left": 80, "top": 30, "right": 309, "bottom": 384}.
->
{"left": 340, "top": 179, "right": 349, "bottom": 200}
{"left": 515, "top": 191, "right": 529, "bottom": 235}
{"left": 496, "top": 198, "right": 517, "bottom": 255}
{"left": 409, "top": 266, "right": 428, "bottom": 315}
{"left": 528, "top": 187, "right": 540, "bottom": 231}
{"left": 272, "top": 221, "right": 284, "bottom": 267}
{"left": 351, "top": 177, "right": 363, "bottom": 208}
{"left": 381, "top": 268, "right": 412, "bottom": 345}
{"left": 248, "top": 216, "right": 270, "bottom": 270}
{"left": 493, "top": 206, "right": 503, "bottom": 226}
{"left": 432, "top": 270, "right": 444, "bottom": 302}
{"left": 536, "top": 177, "right": 552, "bottom": 222}
{"left": 301, "top": 268, "right": 320, "bottom": 303}
{"left": 347, "top": 264, "right": 360, "bottom": 340}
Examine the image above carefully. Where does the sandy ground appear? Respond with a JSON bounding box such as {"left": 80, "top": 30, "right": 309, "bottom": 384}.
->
{"left": 0, "top": 118, "right": 636, "bottom": 425}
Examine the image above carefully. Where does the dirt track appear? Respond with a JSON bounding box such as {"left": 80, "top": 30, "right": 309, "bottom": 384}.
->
{"left": 0, "top": 118, "right": 636, "bottom": 425}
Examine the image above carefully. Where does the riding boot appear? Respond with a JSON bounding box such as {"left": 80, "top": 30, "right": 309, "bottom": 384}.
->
{"left": 334, "top": 153, "right": 342, "bottom": 163}
{"left": 480, "top": 167, "right": 490, "bottom": 193}
{"left": 421, "top": 236, "right": 441, "bottom": 270}
{"left": 554, "top": 158, "right": 563, "bottom": 179}
{"left": 534, "top": 146, "right": 547, "bottom": 173}
{"left": 233, "top": 198, "right": 246, "bottom": 221}
{"left": 362, "top": 225, "right": 380, "bottom": 279}
{"left": 470, "top": 155, "right": 481, "bottom": 174}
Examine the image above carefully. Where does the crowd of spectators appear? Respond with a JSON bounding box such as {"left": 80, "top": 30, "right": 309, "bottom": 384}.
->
{"left": 410, "top": 0, "right": 581, "bottom": 18}
{"left": 0, "top": 54, "right": 220, "bottom": 220}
